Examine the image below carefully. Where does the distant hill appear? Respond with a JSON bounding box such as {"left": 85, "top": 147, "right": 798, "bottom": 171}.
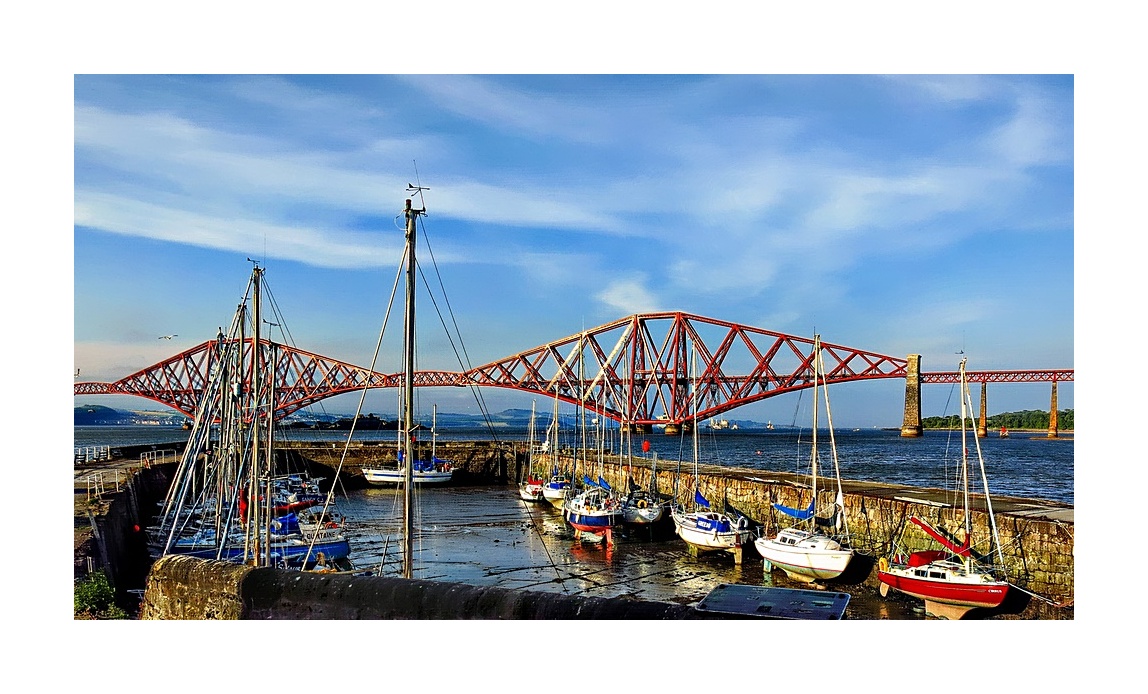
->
{"left": 75, "top": 405, "right": 185, "bottom": 426}
{"left": 77, "top": 403, "right": 775, "bottom": 430}
{"left": 75, "top": 405, "right": 134, "bottom": 425}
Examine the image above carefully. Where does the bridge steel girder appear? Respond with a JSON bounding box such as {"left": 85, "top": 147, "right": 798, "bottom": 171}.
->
{"left": 74, "top": 312, "right": 1072, "bottom": 425}
{"left": 77, "top": 338, "right": 396, "bottom": 420}
{"left": 456, "top": 312, "right": 908, "bottom": 427}
{"left": 920, "top": 370, "right": 1075, "bottom": 384}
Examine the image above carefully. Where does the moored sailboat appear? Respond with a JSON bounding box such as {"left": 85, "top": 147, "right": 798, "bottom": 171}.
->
{"left": 540, "top": 393, "right": 572, "bottom": 507}
{"left": 621, "top": 441, "right": 670, "bottom": 527}
{"left": 753, "top": 335, "right": 855, "bottom": 582}
{"left": 148, "top": 264, "right": 353, "bottom": 570}
{"left": 876, "top": 357, "right": 1012, "bottom": 619}
{"left": 671, "top": 352, "right": 751, "bottom": 555}
{"left": 363, "top": 405, "right": 453, "bottom": 485}
{"left": 518, "top": 400, "right": 545, "bottom": 501}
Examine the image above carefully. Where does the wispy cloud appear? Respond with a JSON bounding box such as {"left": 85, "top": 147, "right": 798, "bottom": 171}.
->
{"left": 74, "top": 191, "right": 401, "bottom": 268}
{"left": 594, "top": 275, "right": 662, "bottom": 315}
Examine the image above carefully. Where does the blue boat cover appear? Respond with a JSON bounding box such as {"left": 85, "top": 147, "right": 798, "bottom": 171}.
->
{"left": 696, "top": 516, "right": 729, "bottom": 532}
{"left": 773, "top": 498, "right": 815, "bottom": 520}
{"left": 598, "top": 476, "right": 611, "bottom": 491}
{"left": 583, "top": 474, "right": 598, "bottom": 487}
{"left": 272, "top": 513, "right": 299, "bottom": 535}
{"left": 695, "top": 489, "right": 711, "bottom": 508}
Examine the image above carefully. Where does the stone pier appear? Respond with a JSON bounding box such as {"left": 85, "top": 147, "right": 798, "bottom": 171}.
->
{"left": 900, "top": 354, "right": 923, "bottom": 437}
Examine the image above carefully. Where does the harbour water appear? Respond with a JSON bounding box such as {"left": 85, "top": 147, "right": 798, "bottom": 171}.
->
{"left": 75, "top": 423, "right": 1074, "bottom": 620}
{"left": 75, "top": 422, "right": 1074, "bottom": 504}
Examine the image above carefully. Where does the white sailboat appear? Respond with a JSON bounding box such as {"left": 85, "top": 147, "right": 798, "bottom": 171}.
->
{"left": 363, "top": 403, "right": 453, "bottom": 485}
{"left": 540, "top": 391, "right": 572, "bottom": 507}
{"left": 753, "top": 335, "right": 855, "bottom": 582}
{"left": 518, "top": 400, "right": 545, "bottom": 501}
{"left": 671, "top": 351, "right": 752, "bottom": 553}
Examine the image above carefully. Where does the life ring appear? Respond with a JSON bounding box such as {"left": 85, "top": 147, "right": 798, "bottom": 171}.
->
{"left": 738, "top": 517, "right": 748, "bottom": 530}
{"left": 637, "top": 499, "right": 648, "bottom": 509}
{"left": 325, "top": 521, "right": 338, "bottom": 529}
{"left": 878, "top": 557, "right": 890, "bottom": 573}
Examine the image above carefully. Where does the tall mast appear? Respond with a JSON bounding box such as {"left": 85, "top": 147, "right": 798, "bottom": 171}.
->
{"left": 250, "top": 265, "right": 263, "bottom": 565}
{"left": 691, "top": 347, "right": 700, "bottom": 506}
{"left": 402, "top": 198, "right": 420, "bottom": 579}
{"left": 959, "top": 357, "right": 971, "bottom": 570}
{"left": 811, "top": 335, "right": 820, "bottom": 527}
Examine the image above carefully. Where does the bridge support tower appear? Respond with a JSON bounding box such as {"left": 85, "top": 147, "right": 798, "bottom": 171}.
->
{"left": 1048, "top": 381, "right": 1059, "bottom": 438}
{"left": 900, "top": 354, "right": 922, "bottom": 438}
{"left": 977, "top": 381, "right": 988, "bottom": 438}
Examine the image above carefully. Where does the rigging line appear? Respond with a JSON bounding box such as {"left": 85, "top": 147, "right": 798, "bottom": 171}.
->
{"left": 294, "top": 240, "right": 406, "bottom": 574}
{"left": 412, "top": 215, "right": 502, "bottom": 441}
{"left": 412, "top": 254, "right": 501, "bottom": 443}
{"left": 521, "top": 503, "right": 570, "bottom": 590}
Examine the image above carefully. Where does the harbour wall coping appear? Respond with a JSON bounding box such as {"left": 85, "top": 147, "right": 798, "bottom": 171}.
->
{"left": 140, "top": 555, "right": 718, "bottom": 620}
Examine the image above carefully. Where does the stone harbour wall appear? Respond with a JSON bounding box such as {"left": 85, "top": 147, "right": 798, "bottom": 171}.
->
{"left": 140, "top": 555, "right": 715, "bottom": 620}
{"left": 581, "top": 452, "right": 1074, "bottom": 615}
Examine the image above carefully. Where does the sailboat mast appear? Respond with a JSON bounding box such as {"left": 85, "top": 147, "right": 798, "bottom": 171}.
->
{"left": 250, "top": 265, "right": 263, "bottom": 565}
{"left": 959, "top": 358, "right": 972, "bottom": 569}
{"left": 527, "top": 399, "right": 536, "bottom": 482}
{"left": 402, "top": 198, "right": 420, "bottom": 580}
{"left": 810, "top": 336, "right": 820, "bottom": 523}
{"left": 691, "top": 348, "right": 700, "bottom": 508}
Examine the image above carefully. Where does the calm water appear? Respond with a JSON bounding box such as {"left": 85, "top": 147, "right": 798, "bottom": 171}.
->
{"left": 76, "top": 423, "right": 1074, "bottom": 504}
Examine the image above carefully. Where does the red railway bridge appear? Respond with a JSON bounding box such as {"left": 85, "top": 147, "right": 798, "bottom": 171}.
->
{"left": 74, "top": 312, "right": 1073, "bottom": 437}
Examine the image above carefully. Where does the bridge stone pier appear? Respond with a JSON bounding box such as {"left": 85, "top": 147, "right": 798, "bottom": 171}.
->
{"left": 900, "top": 354, "right": 923, "bottom": 438}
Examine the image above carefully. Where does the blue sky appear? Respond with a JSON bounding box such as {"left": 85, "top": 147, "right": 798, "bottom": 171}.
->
{"left": 72, "top": 74, "right": 1074, "bottom": 428}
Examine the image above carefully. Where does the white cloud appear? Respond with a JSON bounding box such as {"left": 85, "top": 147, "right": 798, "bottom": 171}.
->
{"left": 595, "top": 275, "right": 661, "bottom": 315}
{"left": 74, "top": 190, "right": 402, "bottom": 268}
{"left": 881, "top": 75, "right": 994, "bottom": 103}
{"left": 399, "top": 75, "right": 617, "bottom": 145}
{"left": 982, "top": 92, "right": 1072, "bottom": 168}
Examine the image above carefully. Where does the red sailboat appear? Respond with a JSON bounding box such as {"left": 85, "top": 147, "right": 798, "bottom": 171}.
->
{"left": 877, "top": 357, "right": 1011, "bottom": 619}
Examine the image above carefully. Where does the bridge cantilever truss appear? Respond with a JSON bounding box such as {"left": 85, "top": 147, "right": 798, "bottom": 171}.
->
{"left": 75, "top": 339, "right": 399, "bottom": 420}
{"left": 459, "top": 312, "right": 907, "bottom": 426}
{"left": 75, "top": 312, "right": 912, "bottom": 425}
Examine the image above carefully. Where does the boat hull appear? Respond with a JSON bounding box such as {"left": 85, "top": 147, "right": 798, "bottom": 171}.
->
{"left": 363, "top": 467, "right": 452, "bottom": 485}
{"left": 878, "top": 565, "right": 1009, "bottom": 618}
{"left": 519, "top": 483, "right": 544, "bottom": 502}
{"left": 564, "top": 508, "right": 622, "bottom": 533}
{"left": 622, "top": 505, "right": 665, "bottom": 524}
{"left": 672, "top": 510, "right": 751, "bottom": 550}
{"left": 563, "top": 487, "right": 622, "bottom": 535}
{"left": 754, "top": 529, "right": 853, "bottom": 582}
{"left": 169, "top": 535, "right": 352, "bottom": 566}
{"left": 542, "top": 482, "right": 570, "bottom": 508}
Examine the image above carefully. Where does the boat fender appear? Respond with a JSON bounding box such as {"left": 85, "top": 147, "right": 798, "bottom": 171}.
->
{"left": 879, "top": 557, "right": 889, "bottom": 574}
{"left": 325, "top": 521, "right": 338, "bottom": 529}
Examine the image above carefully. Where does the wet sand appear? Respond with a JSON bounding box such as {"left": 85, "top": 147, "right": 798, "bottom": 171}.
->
{"left": 337, "top": 486, "right": 929, "bottom": 620}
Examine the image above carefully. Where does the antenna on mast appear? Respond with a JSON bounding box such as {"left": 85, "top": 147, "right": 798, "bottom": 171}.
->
{"left": 408, "top": 160, "right": 430, "bottom": 210}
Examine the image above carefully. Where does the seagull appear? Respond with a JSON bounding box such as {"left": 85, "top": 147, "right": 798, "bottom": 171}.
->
{"left": 158, "top": 334, "right": 178, "bottom": 340}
